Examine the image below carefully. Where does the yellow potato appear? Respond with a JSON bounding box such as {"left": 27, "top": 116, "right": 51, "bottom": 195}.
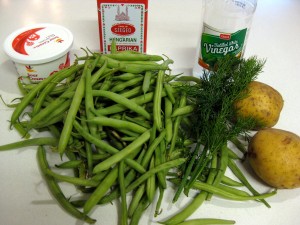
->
{"left": 234, "top": 81, "right": 284, "bottom": 129}
{"left": 248, "top": 128, "right": 300, "bottom": 189}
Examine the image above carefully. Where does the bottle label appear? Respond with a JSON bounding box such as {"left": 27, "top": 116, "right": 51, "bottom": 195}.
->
{"left": 97, "top": 0, "right": 148, "bottom": 54}
{"left": 198, "top": 23, "right": 247, "bottom": 70}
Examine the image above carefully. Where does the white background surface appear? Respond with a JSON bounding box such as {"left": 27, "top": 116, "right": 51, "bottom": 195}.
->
{"left": 0, "top": 0, "right": 300, "bottom": 225}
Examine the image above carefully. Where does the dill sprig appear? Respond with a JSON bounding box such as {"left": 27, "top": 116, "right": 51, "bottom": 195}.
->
{"left": 173, "top": 55, "right": 265, "bottom": 200}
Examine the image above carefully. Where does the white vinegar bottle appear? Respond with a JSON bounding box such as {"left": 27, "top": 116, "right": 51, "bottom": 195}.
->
{"left": 193, "top": 0, "right": 258, "bottom": 77}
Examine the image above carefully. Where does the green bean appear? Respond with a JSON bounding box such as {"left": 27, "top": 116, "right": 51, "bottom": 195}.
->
{"left": 111, "top": 76, "right": 144, "bottom": 92}
{"left": 164, "top": 98, "right": 173, "bottom": 144}
{"left": 227, "top": 146, "right": 241, "bottom": 160}
{"left": 85, "top": 62, "right": 97, "bottom": 136}
{"left": 92, "top": 91, "right": 154, "bottom": 116}
{"left": 99, "top": 74, "right": 113, "bottom": 91}
{"left": 128, "top": 184, "right": 145, "bottom": 218}
{"left": 119, "top": 62, "right": 170, "bottom": 74}
{"left": 65, "top": 150, "right": 81, "bottom": 180}
{"left": 154, "top": 186, "right": 164, "bottom": 217}
{"left": 129, "top": 195, "right": 149, "bottom": 225}
{"left": 94, "top": 88, "right": 170, "bottom": 117}
{"left": 121, "top": 136, "right": 137, "bottom": 142}
{"left": 161, "top": 190, "right": 208, "bottom": 225}
{"left": 123, "top": 115, "right": 151, "bottom": 129}
{"left": 82, "top": 120, "right": 94, "bottom": 176}
{"left": 85, "top": 116, "right": 148, "bottom": 134}
{"left": 25, "top": 85, "right": 76, "bottom": 129}
{"left": 34, "top": 114, "right": 65, "bottom": 129}
{"left": 154, "top": 59, "right": 174, "bottom": 131}
{"left": 146, "top": 156, "right": 156, "bottom": 202}
{"left": 48, "top": 81, "right": 75, "bottom": 96}
{"left": 104, "top": 52, "right": 164, "bottom": 61}
{"left": 119, "top": 86, "right": 143, "bottom": 99}
{"left": 175, "top": 75, "right": 202, "bottom": 84}
{"left": 117, "top": 128, "right": 140, "bottom": 138}
{"left": 17, "top": 79, "right": 29, "bottom": 95}
{"left": 98, "top": 56, "right": 169, "bottom": 74}
{"left": 73, "top": 120, "right": 146, "bottom": 174}
{"left": 113, "top": 73, "right": 142, "bottom": 81}
{"left": 0, "top": 137, "right": 58, "bottom": 151}
{"left": 12, "top": 123, "right": 31, "bottom": 139}
{"left": 91, "top": 59, "right": 108, "bottom": 85}
{"left": 176, "top": 219, "right": 236, "bottom": 225}
{"left": 170, "top": 178, "right": 276, "bottom": 201}
{"left": 142, "top": 71, "right": 152, "bottom": 95}
{"left": 164, "top": 155, "right": 218, "bottom": 225}
{"left": 230, "top": 136, "right": 247, "bottom": 154}
{"left": 37, "top": 146, "right": 96, "bottom": 224}
{"left": 46, "top": 125, "right": 61, "bottom": 139}
{"left": 31, "top": 98, "right": 72, "bottom": 129}
{"left": 55, "top": 160, "right": 83, "bottom": 169}
{"left": 0, "top": 95, "right": 20, "bottom": 108}
{"left": 44, "top": 164, "right": 99, "bottom": 187}
{"left": 32, "top": 65, "right": 81, "bottom": 116}
{"left": 171, "top": 105, "right": 194, "bottom": 117}
{"left": 141, "top": 129, "right": 166, "bottom": 169}
{"left": 118, "top": 61, "right": 164, "bottom": 66}
{"left": 163, "top": 83, "right": 176, "bottom": 104}
{"left": 93, "top": 129, "right": 151, "bottom": 173}
{"left": 221, "top": 176, "right": 244, "bottom": 187}
{"left": 83, "top": 166, "right": 119, "bottom": 214}
{"left": 105, "top": 129, "right": 126, "bottom": 150}
{"left": 125, "top": 158, "right": 185, "bottom": 194}
{"left": 228, "top": 159, "right": 271, "bottom": 208}
{"left": 155, "top": 140, "right": 167, "bottom": 189}
{"left": 217, "top": 184, "right": 251, "bottom": 197}
{"left": 10, "top": 66, "right": 75, "bottom": 125}
{"left": 119, "top": 161, "right": 128, "bottom": 225}
{"left": 58, "top": 61, "right": 89, "bottom": 156}
{"left": 168, "top": 93, "right": 186, "bottom": 157}
{"left": 149, "top": 123, "right": 157, "bottom": 144}
{"left": 99, "top": 149, "right": 147, "bottom": 205}
{"left": 91, "top": 170, "right": 110, "bottom": 182}
{"left": 91, "top": 90, "right": 151, "bottom": 120}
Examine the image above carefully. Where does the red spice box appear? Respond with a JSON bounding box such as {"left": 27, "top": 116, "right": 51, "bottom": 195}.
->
{"left": 97, "top": 0, "right": 148, "bottom": 53}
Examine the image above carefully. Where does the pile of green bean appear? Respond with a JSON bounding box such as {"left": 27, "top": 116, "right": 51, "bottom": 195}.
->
{"left": 0, "top": 49, "right": 276, "bottom": 225}
{"left": 0, "top": 49, "right": 190, "bottom": 224}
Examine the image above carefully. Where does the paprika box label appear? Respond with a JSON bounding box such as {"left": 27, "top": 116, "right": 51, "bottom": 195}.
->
{"left": 97, "top": 0, "right": 148, "bottom": 53}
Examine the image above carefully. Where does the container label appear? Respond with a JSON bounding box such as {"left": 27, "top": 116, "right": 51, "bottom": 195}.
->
{"left": 198, "top": 23, "right": 247, "bottom": 70}
{"left": 98, "top": 1, "right": 147, "bottom": 53}
{"left": 12, "top": 27, "right": 68, "bottom": 57}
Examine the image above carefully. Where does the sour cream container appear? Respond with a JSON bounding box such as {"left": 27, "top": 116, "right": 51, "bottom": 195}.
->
{"left": 4, "top": 23, "right": 73, "bottom": 83}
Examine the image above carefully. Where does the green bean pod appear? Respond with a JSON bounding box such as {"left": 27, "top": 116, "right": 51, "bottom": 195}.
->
{"left": 93, "top": 130, "right": 151, "bottom": 173}
{"left": 91, "top": 90, "right": 151, "bottom": 120}
{"left": 170, "top": 178, "right": 277, "bottom": 201}
{"left": 0, "top": 137, "right": 58, "bottom": 151}
{"left": 176, "top": 218, "right": 236, "bottom": 225}
{"left": 37, "top": 146, "right": 96, "bottom": 224}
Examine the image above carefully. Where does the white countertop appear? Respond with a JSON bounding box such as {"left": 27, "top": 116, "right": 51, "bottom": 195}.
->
{"left": 1, "top": 0, "right": 300, "bottom": 225}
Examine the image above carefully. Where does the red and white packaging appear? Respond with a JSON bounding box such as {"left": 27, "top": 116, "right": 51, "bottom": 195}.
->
{"left": 3, "top": 23, "right": 73, "bottom": 83}
{"left": 97, "top": 0, "right": 148, "bottom": 53}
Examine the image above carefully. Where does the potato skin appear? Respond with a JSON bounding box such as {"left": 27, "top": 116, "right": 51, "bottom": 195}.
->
{"left": 234, "top": 81, "right": 284, "bottom": 129}
{"left": 248, "top": 128, "right": 300, "bottom": 189}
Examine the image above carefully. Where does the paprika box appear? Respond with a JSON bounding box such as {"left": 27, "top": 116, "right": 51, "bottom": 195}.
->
{"left": 96, "top": 0, "right": 148, "bottom": 53}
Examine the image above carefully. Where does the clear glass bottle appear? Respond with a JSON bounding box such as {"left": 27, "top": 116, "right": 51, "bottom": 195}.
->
{"left": 193, "top": 0, "right": 258, "bottom": 77}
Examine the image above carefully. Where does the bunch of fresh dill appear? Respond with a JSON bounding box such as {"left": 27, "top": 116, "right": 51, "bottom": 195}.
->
{"left": 173, "top": 55, "right": 265, "bottom": 201}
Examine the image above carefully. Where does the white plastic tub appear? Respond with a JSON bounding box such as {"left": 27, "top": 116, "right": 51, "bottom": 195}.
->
{"left": 4, "top": 23, "right": 73, "bottom": 83}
